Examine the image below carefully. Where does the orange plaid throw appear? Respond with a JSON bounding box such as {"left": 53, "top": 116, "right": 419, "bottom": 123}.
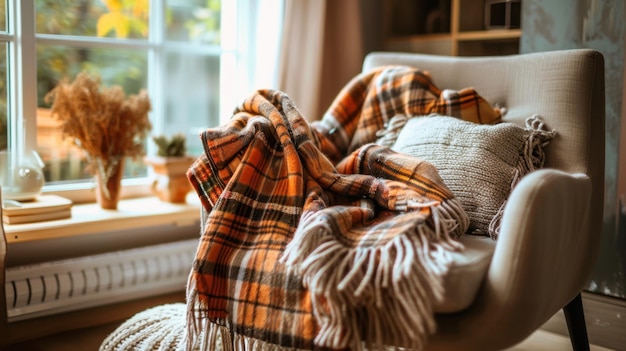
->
{"left": 186, "top": 66, "right": 500, "bottom": 350}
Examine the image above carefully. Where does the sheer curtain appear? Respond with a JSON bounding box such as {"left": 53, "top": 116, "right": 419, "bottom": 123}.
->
{"left": 278, "top": 0, "right": 365, "bottom": 121}
{"left": 219, "top": 0, "right": 286, "bottom": 124}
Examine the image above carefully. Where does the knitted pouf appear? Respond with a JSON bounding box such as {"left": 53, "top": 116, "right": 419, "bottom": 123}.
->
{"left": 99, "top": 303, "right": 298, "bottom": 351}
{"left": 99, "top": 303, "right": 217, "bottom": 351}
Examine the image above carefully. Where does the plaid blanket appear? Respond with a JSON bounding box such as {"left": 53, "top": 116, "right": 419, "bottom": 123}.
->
{"left": 186, "top": 66, "right": 501, "bottom": 350}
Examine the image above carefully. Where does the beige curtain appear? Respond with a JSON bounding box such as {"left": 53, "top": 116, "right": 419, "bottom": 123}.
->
{"left": 278, "top": 0, "right": 365, "bottom": 121}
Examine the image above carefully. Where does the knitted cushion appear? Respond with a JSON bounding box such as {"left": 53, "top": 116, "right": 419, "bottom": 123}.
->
{"left": 390, "top": 114, "right": 556, "bottom": 238}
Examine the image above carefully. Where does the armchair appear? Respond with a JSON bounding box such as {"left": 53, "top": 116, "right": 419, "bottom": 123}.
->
{"left": 362, "top": 49, "right": 604, "bottom": 350}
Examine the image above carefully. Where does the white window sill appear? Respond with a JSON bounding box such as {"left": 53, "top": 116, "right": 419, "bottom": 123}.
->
{"left": 5, "top": 194, "right": 201, "bottom": 243}
{"left": 4, "top": 194, "right": 202, "bottom": 267}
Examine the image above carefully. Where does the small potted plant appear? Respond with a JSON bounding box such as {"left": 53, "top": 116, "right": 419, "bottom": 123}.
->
{"left": 144, "top": 133, "right": 195, "bottom": 203}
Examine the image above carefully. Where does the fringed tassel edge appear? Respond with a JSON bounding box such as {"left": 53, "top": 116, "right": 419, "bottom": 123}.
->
{"left": 488, "top": 114, "right": 557, "bottom": 239}
{"left": 186, "top": 296, "right": 306, "bottom": 351}
{"left": 281, "top": 199, "right": 466, "bottom": 351}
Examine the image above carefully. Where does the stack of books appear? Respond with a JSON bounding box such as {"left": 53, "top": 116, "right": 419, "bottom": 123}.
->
{"left": 2, "top": 194, "right": 73, "bottom": 225}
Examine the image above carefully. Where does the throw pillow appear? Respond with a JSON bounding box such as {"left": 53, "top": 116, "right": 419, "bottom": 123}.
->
{"left": 389, "top": 114, "right": 556, "bottom": 239}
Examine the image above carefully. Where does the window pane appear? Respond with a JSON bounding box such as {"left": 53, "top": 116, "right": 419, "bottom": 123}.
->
{"left": 35, "top": 0, "right": 149, "bottom": 39}
{"left": 37, "top": 45, "right": 148, "bottom": 183}
{"left": 164, "top": 52, "right": 220, "bottom": 156}
{"left": 0, "top": 0, "right": 6, "bottom": 32}
{"left": 166, "top": 0, "right": 220, "bottom": 44}
{"left": 0, "top": 43, "right": 6, "bottom": 152}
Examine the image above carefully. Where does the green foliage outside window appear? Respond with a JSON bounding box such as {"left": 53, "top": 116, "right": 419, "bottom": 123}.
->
{"left": 35, "top": 0, "right": 149, "bottom": 107}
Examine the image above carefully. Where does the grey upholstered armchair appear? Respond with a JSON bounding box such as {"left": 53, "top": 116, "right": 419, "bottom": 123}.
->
{"left": 361, "top": 49, "right": 604, "bottom": 350}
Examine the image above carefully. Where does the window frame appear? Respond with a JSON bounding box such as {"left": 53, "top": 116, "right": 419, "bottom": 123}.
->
{"left": 3, "top": 0, "right": 283, "bottom": 204}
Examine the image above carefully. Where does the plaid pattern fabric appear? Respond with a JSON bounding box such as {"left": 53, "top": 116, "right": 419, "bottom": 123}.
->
{"left": 186, "top": 66, "right": 500, "bottom": 350}
{"left": 311, "top": 65, "right": 502, "bottom": 164}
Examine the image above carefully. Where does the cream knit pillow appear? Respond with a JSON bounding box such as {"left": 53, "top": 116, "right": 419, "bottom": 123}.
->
{"left": 389, "top": 114, "right": 556, "bottom": 239}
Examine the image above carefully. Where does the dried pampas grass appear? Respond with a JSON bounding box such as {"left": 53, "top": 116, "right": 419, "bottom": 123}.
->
{"left": 45, "top": 72, "right": 152, "bottom": 185}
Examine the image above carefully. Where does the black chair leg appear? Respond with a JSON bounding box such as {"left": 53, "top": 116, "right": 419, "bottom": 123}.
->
{"left": 563, "top": 293, "right": 590, "bottom": 351}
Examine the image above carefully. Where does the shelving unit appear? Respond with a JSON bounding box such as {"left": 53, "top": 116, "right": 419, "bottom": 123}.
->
{"left": 384, "top": 0, "right": 522, "bottom": 56}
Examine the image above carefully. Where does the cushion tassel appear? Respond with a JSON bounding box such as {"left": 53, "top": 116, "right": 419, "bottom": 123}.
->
{"left": 488, "top": 114, "right": 557, "bottom": 239}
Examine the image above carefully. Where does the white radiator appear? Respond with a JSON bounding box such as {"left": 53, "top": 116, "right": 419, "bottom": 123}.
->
{"left": 5, "top": 239, "right": 197, "bottom": 322}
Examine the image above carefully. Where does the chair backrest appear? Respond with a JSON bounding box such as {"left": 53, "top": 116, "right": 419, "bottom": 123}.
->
{"left": 363, "top": 49, "right": 605, "bottom": 244}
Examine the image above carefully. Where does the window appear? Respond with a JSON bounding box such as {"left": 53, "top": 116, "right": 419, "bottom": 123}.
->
{"left": 1, "top": 0, "right": 283, "bottom": 202}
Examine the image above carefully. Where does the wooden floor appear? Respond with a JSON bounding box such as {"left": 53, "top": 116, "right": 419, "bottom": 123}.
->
{"left": 1, "top": 322, "right": 119, "bottom": 351}
{"left": 506, "top": 329, "right": 615, "bottom": 351}
{"left": 2, "top": 325, "right": 617, "bottom": 351}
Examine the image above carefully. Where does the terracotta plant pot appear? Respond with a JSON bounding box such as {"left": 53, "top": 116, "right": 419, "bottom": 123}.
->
{"left": 144, "top": 156, "right": 195, "bottom": 203}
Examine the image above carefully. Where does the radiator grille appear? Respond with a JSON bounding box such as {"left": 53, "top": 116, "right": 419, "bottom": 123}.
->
{"left": 5, "top": 239, "right": 197, "bottom": 322}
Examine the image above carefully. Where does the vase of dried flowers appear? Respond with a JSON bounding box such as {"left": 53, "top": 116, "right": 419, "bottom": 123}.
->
{"left": 45, "top": 72, "right": 152, "bottom": 210}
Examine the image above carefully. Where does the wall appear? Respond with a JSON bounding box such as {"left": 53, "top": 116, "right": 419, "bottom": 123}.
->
{"left": 520, "top": 0, "right": 625, "bottom": 299}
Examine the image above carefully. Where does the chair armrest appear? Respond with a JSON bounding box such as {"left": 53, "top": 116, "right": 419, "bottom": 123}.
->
{"left": 430, "top": 169, "right": 597, "bottom": 351}
{"left": 487, "top": 168, "right": 595, "bottom": 318}
{"left": 479, "top": 168, "right": 596, "bottom": 347}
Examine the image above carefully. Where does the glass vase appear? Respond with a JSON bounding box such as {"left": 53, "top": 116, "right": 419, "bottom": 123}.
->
{"left": 94, "top": 157, "right": 124, "bottom": 210}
